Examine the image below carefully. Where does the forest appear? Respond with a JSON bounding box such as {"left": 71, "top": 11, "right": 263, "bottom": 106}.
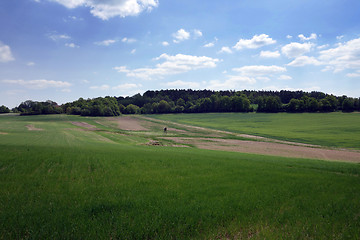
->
{"left": 6, "top": 89, "right": 360, "bottom": 116}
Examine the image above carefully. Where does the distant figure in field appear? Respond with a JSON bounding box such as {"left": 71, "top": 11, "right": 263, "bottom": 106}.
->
{"left": 164, "top": 127, "right": 167, "bottom": 134}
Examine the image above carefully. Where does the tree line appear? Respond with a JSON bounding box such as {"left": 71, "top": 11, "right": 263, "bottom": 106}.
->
{"left": 5, "top": 89, "right": 360, "bottom": 116}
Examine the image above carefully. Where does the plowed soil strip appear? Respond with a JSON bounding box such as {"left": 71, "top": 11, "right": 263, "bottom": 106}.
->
{"left": 162, "top": 137, "right": 360, "bottom": 163}
{"left": 115, "top": 116, "right": 148, "bottom": 131}
{"left": 70, "top": 122, "right": 99, "bottom": 130}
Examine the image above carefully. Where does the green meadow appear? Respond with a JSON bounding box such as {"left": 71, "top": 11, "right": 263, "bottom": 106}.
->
{"left": 150, "top": 112, "right": 360, "bottom": 149}
{"left": 0, "top": 114, "right": 360, "bottom": 239}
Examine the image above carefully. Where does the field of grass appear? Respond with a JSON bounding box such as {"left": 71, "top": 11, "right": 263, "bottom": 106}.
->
{"left": 1, "top": 114, "right": 360, "bottom": 239}
{"left": 149, "top": 112, "right": 360, "bottom": 149}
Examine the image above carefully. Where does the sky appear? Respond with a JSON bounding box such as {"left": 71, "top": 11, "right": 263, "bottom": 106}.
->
{"left": 1, "top": 0, "right": 360, "bottom": 108}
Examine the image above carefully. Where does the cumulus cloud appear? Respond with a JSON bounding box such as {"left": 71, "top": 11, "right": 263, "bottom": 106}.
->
{"left": 122, "top": 37, "right": 137, "bottom": 43}
{"left": 281, "top": 42, "right": 313, "bottom": 58}
{"left": 49, "top": 0, "right": 159, "bottom": 20}
{"left": 112, "top": 83, "right": 142, "bottom": 90}
{"left": 204, "top": 42, "right": 214, "bottom": 48}
{"left": 2, "top": 79, "right": 72, "bottom": 89}
{"left": 287, "top": 56, "right": 323, "bottom": 67}
{"left": 346, "top": 72, "right": 360, "bottom": 78}
{"left": 207, "top": 76, "right": 256, "bottom": 90}
{"left": 218, "top": 46, "right": 232, "bottom": 54}
{"left": 193, "top": 29, "right": 203, "bottom": 38}
{"left": 232, "top": 65, "right": 286, "bottom": 76}
{"left": 90, "top": 84, "right": 110, "bottom": 90}
{"left": 173, "top": 29, "right": 190, "bottom": 43}
{"left": 317, "top": 44, "right": 329, "bottom": 50}
{"left": 318, "top": 38, "right": 360, "bottom": 72}
{"left": 65, "top": 42, "right": 79, "bottom": 48}
{"left": 94, "top": 39, "right": 117, "bottom": 46}
{"left": 165, "top": 80, "right": 201, "bottom": 89}
{"left": 298, "top": 33, "right": 317, "bottom": 41}
{"left": 259, "top": 50, "right": 280, "bottom": 58}
{"left": 209, "top": 65, "right": 287, "bottom": 89}
{"left": 47, "top": 33, "right": 71, "bottom": 41}
{"left": 278, "top": 75, "right": 292, "bottom": 80}
{"left": 233, "top": 34, "right": 276, "bottom": 50}
{"left": 162, "top": 41, "right": 169, "bottom": 46}
{"left": 114, "top": 53, "right": 220, "bottom": 80}
{"left": 0, "top": 42, "right": 15, "bottom": 62}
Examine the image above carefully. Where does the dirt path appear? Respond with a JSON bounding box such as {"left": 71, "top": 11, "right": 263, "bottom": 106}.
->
{"left": 162, "top": 137, "right": 360, "bottom": 163}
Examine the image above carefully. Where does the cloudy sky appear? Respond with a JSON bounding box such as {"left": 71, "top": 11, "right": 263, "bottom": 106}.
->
{"left": 1, "top": 0, "right": 360, "bottom": 107}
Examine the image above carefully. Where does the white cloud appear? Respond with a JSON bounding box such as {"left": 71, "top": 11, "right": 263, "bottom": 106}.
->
{"left": 94, "top": 39, "right": 117, "bottom": 46}
{"left": 114, "top": 53, "right": 220, "bottom": 80}
{"left": 162, "top": 41, "right": 169, "bottom": 46}
{"left": 346, "top": 72, "right": 360, "bottom": 78}
{"left": 281, "top": 42, "right": 313, "bottom": 58}
{"left": 204, "top": 42, "right": 214, "bottom": 48}
{"left": 64, "top": 15, "right": 84, "bottom": 22}
{"left": 317, "top": 44, "right": 329, "bottom": 50}
{"left": 173, "top": 29, "right": 190, "bottom": 43}
{"left": 48, "top": 33, "right": 71, "bottom": 41}
{"left": 90, "top": 84, "right": 110, "bottom": 90}
{"left": 298, "top": 33, "right": 317, "bottom": 41}
{"left": 287, "top": 56, "right": 323, "bottom": 67}
{"left": 207, "top": 76, "right": 256, "bottom": 90}
{"left": 278, "top": 75, "right": 292, "bottom": 80}
{"left": 209, "top": 65, "right": 287, "bottom": 89}
{"left": 319, "top": 38, "right": 360, "bottom": 72}
{"left": 112, "top": 83, "right": 142, "bottom": 90}
{"left": 27, "top": 62, "right": 35, "bottom": 66}
{"left": 2, "top": 79, "right": 72, "bottom": 89}
{"left": 336, "top": 35, "right": 344, "bottom": 41}
{"left": 113, "top": 66, "right": 130, "bottom": 73}
{"left": 65, "top": 42, "right": 79, "bottom": 48}
{"left": 130, "top": 49, "right": 136, "bottom": 54}
{"left": 193, "top": 29, "right": 203, "bottom": 38}
{"left": 286, "top": 35, "right": 293, "bottom": 39}
{"left": 0, "top": 43, "right": 15, "bottom": 62}
{"left": 259, "top": 50, "right": 280, "bottom": 58}
{"left": 165, "top": 80, "right": 201, "bottom": 89}
{"left": 233, "top": 34, "right": 276, "bottom": 50}
{"left": 122, "top": 37, "right": 136, "bottom": 43}
{"left": 50, "top": 0, "right": 159, "bottom": 20}
{"left": 232, "top": 65, "right": 286, "bottom": 76}
{"left": 218, "top": 46, "right": 232, "bottom": 54}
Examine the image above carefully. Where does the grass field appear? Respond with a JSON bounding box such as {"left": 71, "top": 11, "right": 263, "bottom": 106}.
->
{"left": 1, "top": 114, "right": 360, "bottom": 239}
{"left": 149, "top": 112, "right": 360, "bottom": 149}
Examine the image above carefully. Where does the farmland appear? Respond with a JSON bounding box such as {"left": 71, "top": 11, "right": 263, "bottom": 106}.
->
{"left": 150, "top": 112, "right": 360, "bottom": 150}
{"left": 0, "top": 113, "right": 360, "bottom": 239}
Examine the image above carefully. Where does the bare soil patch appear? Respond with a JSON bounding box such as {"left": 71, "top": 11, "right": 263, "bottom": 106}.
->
{"left": 0, "top": 132, "right": 8, "bottom": 135}
{"left": 70, "top": 122, "right": 99, "bottom": 130}
{"left": 162, "top": 137, "right": 360, "bottom": 163}
{"left": 114, "top": 116, "right": 149, "bottom": 131}
{"left": 26, "top": 125, "right": 43, "bottom": 131}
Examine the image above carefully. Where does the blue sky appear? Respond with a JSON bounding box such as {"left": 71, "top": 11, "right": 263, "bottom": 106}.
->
{"left": 1, "top": 0, "right": 360, "bottom": 108}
